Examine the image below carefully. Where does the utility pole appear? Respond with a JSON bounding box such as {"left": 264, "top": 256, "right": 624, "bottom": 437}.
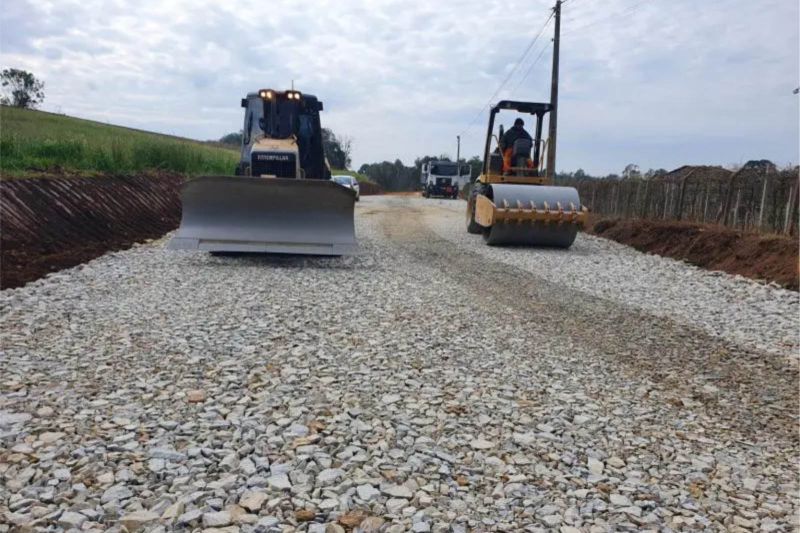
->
{"left": 546, "top": 0, "right": 562, "bottom": 179}
{"left": 456, "top": 135, "right": 461, "bottom": 175}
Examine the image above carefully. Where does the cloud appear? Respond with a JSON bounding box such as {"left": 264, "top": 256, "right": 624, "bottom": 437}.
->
{"left": 1, "top": 0, "right": 797, "bottom": 173}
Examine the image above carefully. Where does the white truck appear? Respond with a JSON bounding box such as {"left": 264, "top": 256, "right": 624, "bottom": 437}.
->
{"left": 420, "top": 160, "right": 471, "bottom": 199}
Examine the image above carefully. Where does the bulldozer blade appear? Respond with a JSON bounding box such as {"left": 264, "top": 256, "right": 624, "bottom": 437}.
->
{"left": 168, "top": 176, "right": 357, "bottom": 255}
{"left": 482, "top": 184, "right": 582, "bottom": 248}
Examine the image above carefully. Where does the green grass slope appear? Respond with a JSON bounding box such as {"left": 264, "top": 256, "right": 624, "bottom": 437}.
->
{"left": 0, "top": 106, "right": 238, "bottom": 176}
{"left": 330, "top": 168, "right": 371, "bottom": 183}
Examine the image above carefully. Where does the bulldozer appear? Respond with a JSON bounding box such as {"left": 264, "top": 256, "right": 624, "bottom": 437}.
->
{"left": 465, "top": 100, "right": 586, "bottom": 247}
{"left": 168, "top": 88, "right": 357, "bottom": 255}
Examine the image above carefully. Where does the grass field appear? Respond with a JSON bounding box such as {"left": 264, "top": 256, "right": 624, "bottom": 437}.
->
{"left": 0, "top": 106, "right": 238, "bottom": 176}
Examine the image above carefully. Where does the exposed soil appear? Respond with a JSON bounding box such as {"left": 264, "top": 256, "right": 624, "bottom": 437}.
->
{"left": 1, "top": 172, "right": 184, "bottom": 289}
{"left": 358, "top": 181, "right": 383, "bottom": 195}
{"left": 587, "top": 216, "right": 799, "bottom": 290}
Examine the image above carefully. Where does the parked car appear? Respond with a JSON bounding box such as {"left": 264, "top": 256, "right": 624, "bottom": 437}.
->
{"left": 332, "top": 175, "right": 360, "bottom": 201}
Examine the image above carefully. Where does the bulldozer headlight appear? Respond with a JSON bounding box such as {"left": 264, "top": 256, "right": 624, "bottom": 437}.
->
{"left": 259, "top": 90, "right": 274, "bottom": 99}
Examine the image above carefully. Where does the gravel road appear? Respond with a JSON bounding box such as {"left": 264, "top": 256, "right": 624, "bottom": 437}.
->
{"left": 2, "top": 195, "right": 798, "bottom": 532}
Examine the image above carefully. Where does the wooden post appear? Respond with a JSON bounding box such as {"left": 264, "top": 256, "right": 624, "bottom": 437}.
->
{"left": 784, "top": 184, "right": 797, "bottom": 235}
{"left": 456, "top": 135, "right": 461, "bottom": 176}
{"left": 758, "top": 169, "right": 770, "bottom": 230}
{"left": 732, "top": 189, "right": 741, "bottom": 228}
{"left": 720, "top": 167, "right": 745, "bottom": 225}
{"left": 675, "top": 169, "right": 696, "bottom": 221}
{"left": 546, "top": 0, "right": 562, "bottom": 179}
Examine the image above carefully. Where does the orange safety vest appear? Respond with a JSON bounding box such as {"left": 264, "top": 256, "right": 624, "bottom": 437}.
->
{"left": 502, "top": 148, "right": 534, "bottom": 173}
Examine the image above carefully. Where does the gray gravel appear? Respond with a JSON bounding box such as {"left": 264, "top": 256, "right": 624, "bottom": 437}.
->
{"left": 425, "top": 197, "right": 799, "bottom": 361}
{"left": 1, "top": 194, "right": 797, "bottom": 532}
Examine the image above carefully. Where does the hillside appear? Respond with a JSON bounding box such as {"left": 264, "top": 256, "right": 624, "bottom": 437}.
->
{"left": 0, "top": 106, "right": 238, "bottom": 176}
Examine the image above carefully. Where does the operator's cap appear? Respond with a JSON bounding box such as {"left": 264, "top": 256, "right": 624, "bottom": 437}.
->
{"left": 514, "top": 118, "right": 524, "bottom": 126}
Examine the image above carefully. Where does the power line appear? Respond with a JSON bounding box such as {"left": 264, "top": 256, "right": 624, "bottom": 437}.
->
{"left": 458, "top": 8, "right": 555, "bottom": 138}
{"left": 562, "top": 0, "right": 649, "bottom": 35}
{"left": 510, "top": 39, "right": 553, "bottom": 98}
{"left": 511, "top": 1, "right": 646, "bottom": 98}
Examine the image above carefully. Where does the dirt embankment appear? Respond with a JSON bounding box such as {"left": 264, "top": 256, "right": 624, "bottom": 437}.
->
{"left": 587, "top": 217, "right": 799, "bottom": 290}
{"left": 1, "top": 172, "right": 184, "bottom": 289}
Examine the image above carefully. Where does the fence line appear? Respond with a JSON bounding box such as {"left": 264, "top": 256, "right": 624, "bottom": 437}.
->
{"left": 560, "top": 163, "right": 799, "bottom": 235}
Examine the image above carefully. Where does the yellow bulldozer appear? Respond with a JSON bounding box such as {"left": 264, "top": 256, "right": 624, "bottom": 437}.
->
{"left": 168, "top": 88, "right": 357, "bottom": 255}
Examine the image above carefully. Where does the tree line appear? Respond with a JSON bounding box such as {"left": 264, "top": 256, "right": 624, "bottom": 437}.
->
{"left": 356, "top": 156, "right": 482, "bottom": 191}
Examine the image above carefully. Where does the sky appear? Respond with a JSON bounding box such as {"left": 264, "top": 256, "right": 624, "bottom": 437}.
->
{"left": 1, "top": 0, "right": 798, "bottom": 175}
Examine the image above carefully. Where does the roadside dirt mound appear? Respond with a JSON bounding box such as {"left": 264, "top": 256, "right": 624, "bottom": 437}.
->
{"left": 358, "top": 181, "right": 383, "bottom": 195}
{"left": 588, "top": 217, "right": 799, "bottom": 290}
{"left": 1, "top": 172, "right": 184, "bottom": 289}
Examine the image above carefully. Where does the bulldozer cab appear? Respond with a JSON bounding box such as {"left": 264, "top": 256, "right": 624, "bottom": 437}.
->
{"left": 481, "top": 100, "right": 552, "bottom": 185}
{"left": 239, "top": 90, "right": 329, "bottom": 180}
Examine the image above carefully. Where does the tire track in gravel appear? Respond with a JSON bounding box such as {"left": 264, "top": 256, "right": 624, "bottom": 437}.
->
{"left": 374, "top": 197, "right": 799, "bottom": 444}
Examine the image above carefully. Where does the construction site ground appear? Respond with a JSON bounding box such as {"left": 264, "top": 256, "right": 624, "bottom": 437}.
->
{"left": 587, "top": 216, "right": 799, "bottom": 291}
{"left": 2, "top": 195, "right": 797, "bottom": 532}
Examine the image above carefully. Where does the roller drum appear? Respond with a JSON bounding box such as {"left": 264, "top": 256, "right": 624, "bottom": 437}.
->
{"left": 483, "top": 184, "right": 580, "bottom": 248}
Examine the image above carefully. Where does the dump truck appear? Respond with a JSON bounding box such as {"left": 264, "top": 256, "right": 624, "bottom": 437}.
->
{"left": 168, "top": 88, "right": 357, "bottom": 255}
{"left": 465, "top": 100, "right": 586, "bottom": 247}
{"left": 421, "top": 160, "right": 470, "bottom": 199}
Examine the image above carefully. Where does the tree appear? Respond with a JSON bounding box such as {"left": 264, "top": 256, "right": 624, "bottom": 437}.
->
{"left": 1, "top": 69, "right": 45, "bottom": 108}
{"left": 463, "top": 156, "right": 483, "bottom": 182}
{"left": 322, "top": 128, "right": 352, "bottom": 169}
{"left": 219, "top": 131, "right": 243, "bottom": 146}
{"left": 358, "top": 159, "right": 418, "bottom": 191}
{"left": 643, "top": 168, "right": 667, "bottom": 179}
{"left": 622, "top": 164, "right": 641, "bottom": 179}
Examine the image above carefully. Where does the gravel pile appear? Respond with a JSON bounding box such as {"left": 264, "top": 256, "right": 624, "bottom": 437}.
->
{"left": 425, "top": 197, "right": 799, "bottom": 360}
{"left": 1, "top": 195, "right": 797, "bottom": 532}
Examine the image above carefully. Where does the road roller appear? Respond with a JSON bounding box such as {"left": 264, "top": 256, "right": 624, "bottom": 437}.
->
{"left": 465, "top": 100, "right": 587, "bottom": 248}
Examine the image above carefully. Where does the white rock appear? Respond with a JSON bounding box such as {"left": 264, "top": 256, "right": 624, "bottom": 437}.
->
{"left": 267, "top": 473, "right": 292, "bottom": 490}
{"left": 512, "top": 432, "right": 536, "bottom": 446}
{"left": 239, "top": 491, "right": 268, "bottom": 512}
{"left": 58, "top": 511, "right": 86, "bottom": 528}
{"left": 610, "top": 494, "right": 632, "bottom": 507}
{"left": 316, "top": 468, "right": 345, "bottom": 486}
{"left": 101, "top": 484, "right": 133, "bottom": 503}
{"left": 38, "top": 431, "right": 65, "bottom": 444}
{"left": 382, "top": 394, "right": 402, "bottom": 404}
{"left": 120, "top": 510, "right": 160, "bottom": 532}
{"left": 357, "top": 484, "right": 381, "bottom": 501}
{"left": 0, "top": 412, "right": 32, "bottom": 426}
{"left": 202, "top": 511, "right": 232, "bottom": 527}
{"left": 383, "top": 485, "right": 413, "bottom": 499}
{"left": 386, "top": 498, "right": 408, "bottom": 514}
{"left": 587, "top": 457, "right": 604, "bottom": 475}
{"left": 470, "top": 438, "right": 494, "bottom": 450}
